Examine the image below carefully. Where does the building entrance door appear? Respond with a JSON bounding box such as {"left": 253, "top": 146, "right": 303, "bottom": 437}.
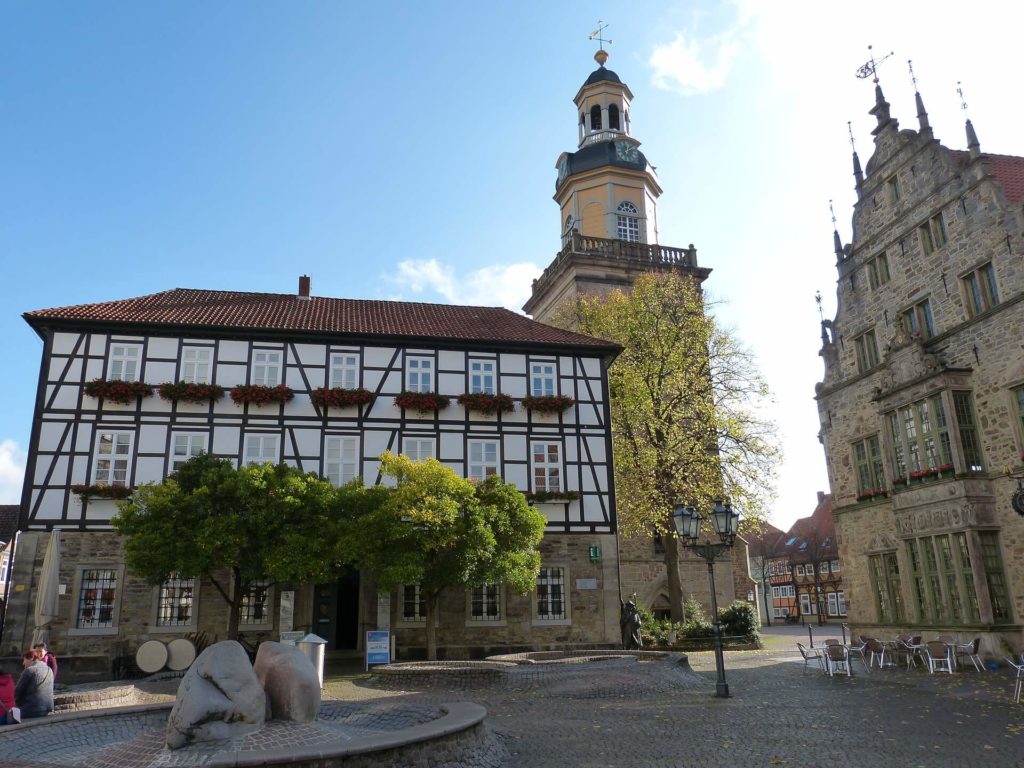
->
{"left": 312, "top": 567, "right": 360, "bottom": 650}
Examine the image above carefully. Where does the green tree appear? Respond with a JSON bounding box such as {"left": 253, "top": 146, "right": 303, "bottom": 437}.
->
{"left": 553, "top": 272, "right": 780, "bottom": 622}
{"left": 347, "top": 451, "right": 546, "bottom": 660}
{"left": 113, "top": 453, "right": 351, "bottom": 640}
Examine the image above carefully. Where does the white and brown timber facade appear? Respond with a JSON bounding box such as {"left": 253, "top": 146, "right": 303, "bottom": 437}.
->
{"left": 817, "top": 81, "right": 1024, "bottom": 656}
{"left": 4, "top": 284, "right": 622, "bottom": 676}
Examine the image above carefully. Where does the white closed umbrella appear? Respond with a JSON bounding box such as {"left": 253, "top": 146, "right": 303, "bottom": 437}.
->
{"left": 32, "top": 530, "right": 61, "bottom": 647}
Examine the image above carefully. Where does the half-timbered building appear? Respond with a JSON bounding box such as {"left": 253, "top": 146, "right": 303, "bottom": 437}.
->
{"left": 3, "top": 280, "right": 621, "bottom": 674}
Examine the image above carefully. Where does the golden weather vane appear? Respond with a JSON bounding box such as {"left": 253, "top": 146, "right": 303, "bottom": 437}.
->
{"left": 589, "top": 20, "right": 612, "bottom": 51}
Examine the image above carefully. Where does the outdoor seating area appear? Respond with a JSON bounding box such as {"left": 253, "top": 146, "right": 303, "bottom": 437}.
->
{"left": 796, "top": 632, "right": 1021, "bottom": 698}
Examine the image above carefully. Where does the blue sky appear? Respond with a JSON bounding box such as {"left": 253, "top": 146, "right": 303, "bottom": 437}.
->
{"left": 3, "top": 2, "right": 1022, "bottom": 529}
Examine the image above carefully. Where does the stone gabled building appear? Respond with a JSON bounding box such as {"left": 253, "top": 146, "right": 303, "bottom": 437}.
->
{"left": 4, "top": 282, "right": 621, "bottom": 676}
{"left": 817, "top": 78, "right": 1024, "bottom": 654}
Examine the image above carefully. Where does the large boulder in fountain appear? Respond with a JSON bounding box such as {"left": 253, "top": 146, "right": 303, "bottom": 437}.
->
{"left": 166, "top": 640, "right": 266, "bottom": 749}
{"left": 253, "top": 641, "right": 321, "bottom": 722}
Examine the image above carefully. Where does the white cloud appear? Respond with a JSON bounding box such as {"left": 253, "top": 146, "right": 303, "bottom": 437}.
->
{"left": 649, "top": 31, "right": 740, "bottom": 95}
{"left": 0, "top": 439, "right": 26, "bottom": 504}
{"left": 389, "top": 259, "right": 542, "bottom": 312}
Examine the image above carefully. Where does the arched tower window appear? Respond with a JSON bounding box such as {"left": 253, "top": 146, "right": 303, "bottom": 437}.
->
{"left": 590, "top": 105, "right": 602, "bottom": 130}
{"left": 608, "top": 104, "right": 620, "bottom": 130}
{"left": 616, "top": 201, "right": 640, "bottom": 243}
{"left": 562, "top": 215, "right": 575, "bottom": 247}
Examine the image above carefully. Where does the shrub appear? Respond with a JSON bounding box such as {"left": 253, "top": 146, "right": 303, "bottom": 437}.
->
{"left": 718, "top": 600, "right": 761, "bottom": 643}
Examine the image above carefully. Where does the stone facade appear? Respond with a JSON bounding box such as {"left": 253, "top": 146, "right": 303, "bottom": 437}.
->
{"left": 817, "top": 83, "right": 1024, "bottom": 656}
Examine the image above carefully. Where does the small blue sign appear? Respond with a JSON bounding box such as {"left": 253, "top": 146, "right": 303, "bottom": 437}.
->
{"left": 366, "top": 630, "right": 391, "bottom": 668}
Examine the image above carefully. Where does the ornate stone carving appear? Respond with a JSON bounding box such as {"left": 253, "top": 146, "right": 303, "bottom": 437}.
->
{"left": 894, "top": 504, "right": 980, "bottom": 536}
{"left": 875, "top": 336, "right": 945, "bottom": 397}
{"left": 866, "top": 533, "right": 898, "bottom": 552}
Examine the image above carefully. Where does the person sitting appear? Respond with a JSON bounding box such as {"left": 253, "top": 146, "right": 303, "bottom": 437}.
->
{"left": 15, "top": 650, "right": 54, "bottom": 719}
{"left": 32, "top": 643, "right": 58, "bottom": 681}
{"left": 0, "top": 664, "right": 15, "bottom": 724}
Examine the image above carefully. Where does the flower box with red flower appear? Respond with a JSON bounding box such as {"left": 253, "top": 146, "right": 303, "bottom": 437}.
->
{"left": 936, "top": 463, "right": 954, "bottom": 475}
{"left": 158, "top": 382, "right": 225, "bottom": 404}
{"left": 311, "top": 387, "right": 374, "bottom": 409}
{"left": 394, "top": 391, "right": 450, "bottom": 413}
{"left": 230, "top": 384, "right": 295, "bottom": 406}
{"left": 456, "top": 392, "right": 515, "bottom": 415}
{"left": 856, "top": 490, "right": 874, "bottom": 502}
{"left": 71, "top": 483, "right": 134, "bottom": 500}
{"left": 524, "top": 490, "right": 581, "bottom": 503}
{"left": 520, "top": 395, "right": 575, "bottom": 414}
{"left": 84, "top": 379, "right": 154, "bottom": 405}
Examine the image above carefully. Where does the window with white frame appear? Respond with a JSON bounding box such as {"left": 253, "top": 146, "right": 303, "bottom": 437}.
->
{"left": 831, "top": 560, "right": 841, "bottom": 573}
{"left": 93, "top": 431, "right": 133, "bottom": 486}
{"left": 240, "top": 580, "right": 271, "bottom": 625}
{"left": 530, "top": 363, "right": 556, "bottom": 397}
{"left": 467, "top": 439, "right": 499, "bottom": 482}
{"left": 324, "top": 436, "right": 359, "bottom": 486}
{"left": 171, "top": 433, "right": 207, "bottom": 472}
{"left": 402, "top": 437, "right": 435, "bottom": 461}
{"left": 787, "top": 586, "right": 796, "bottom": 598}
{"left": 827, "top": 592, "right": 839, "bottom": 616}
{"left": 771, "top": 586, "right": 780, "bottom": 598}
{"left": 616, "top": 201, "right": 640, "bottom": 242}
{"left": 536, "top": 567, "right": 566, "bottom": 620}
{"left": 795, "top": 565, "right": 804, "bottom": 576}
{"left": 156, "top": 576, "right": 195, "bottom": 627}
{"left": 800, "top": 593, "right": 813, "bottom": 614}
{"left": 77, "top": 568, "right": 119, "bottom": 628}
{"left": 819, "top": 562, "right": 830, "bottom": 575}
{"left": 251, "top": 350, "right": 282, "bottom": 386}
{"left": 469, "top": 360, "right": 495, "bottom": 394}
{"left": 837, "top": 591, "right": 847, "bottom": 614}
{"left": 470, "top": 582, "right": 502, "bottom": 622}
{"left": 402, "top": 584, "right": 426, "bottom": 621}
{"left": 180, "top": 346, "right": 212, "bottom": 384}
{"left": 108, "top": 343, "right": 142, "bottom": 381}
{"left": 244, "top": 434, "right": 279, "bottom": 465}
{"left": 531, "top": 442, "right": 562, "bottom": 492}
{"left": 406, "top": 356, "right": 434, "bottom": 392}
{"left": 0, "top": 551, "right": 9, "bottom": 586}
{"left": 329, "top": 352, "right": 359, "bottom": 389}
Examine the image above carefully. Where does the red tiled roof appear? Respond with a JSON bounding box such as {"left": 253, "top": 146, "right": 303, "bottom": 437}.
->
{"left": 950, "top": 150, "right": 1024, "bottom": 204}
{"left": 24, "top": 288, "right": 618, "bottom": 351}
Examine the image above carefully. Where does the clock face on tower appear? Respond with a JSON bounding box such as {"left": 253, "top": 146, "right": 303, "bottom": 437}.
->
{"left": 557, "top": 157, "right": 569, "bottom": 183}
{"left": 615, "top": 141, "right": 639, "bottom": 163}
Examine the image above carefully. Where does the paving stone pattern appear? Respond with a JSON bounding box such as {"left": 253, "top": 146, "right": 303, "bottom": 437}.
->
{"left": 2, "top": 647, "right": 1024, "bottom": 767}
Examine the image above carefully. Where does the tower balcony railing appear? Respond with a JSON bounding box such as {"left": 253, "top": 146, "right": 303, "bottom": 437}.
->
{"left": 531, "top": 231, "right": 699, "bottom": 296}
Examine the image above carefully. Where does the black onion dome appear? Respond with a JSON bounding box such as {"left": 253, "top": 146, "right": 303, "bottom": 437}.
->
{"left": 583, "top": 66, "right": 622, "bottom": 86}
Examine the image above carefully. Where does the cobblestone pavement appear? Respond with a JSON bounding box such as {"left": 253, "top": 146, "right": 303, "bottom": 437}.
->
{"left": 2, "top": 644, "right": 1023, "bottom": 768}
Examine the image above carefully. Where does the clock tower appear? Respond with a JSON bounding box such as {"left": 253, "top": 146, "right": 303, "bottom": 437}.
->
{"left": 523, "top": 48, "right": 709, "bottom": 323}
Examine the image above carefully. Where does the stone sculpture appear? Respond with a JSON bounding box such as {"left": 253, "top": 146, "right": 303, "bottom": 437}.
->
{"left": 253, "top": 641, "right": 321, "bottom": 722}
{"left": 166, "top": 640, "right": 266, "bottom": 749}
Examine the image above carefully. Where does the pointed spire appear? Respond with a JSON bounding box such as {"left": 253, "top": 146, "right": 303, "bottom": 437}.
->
{"left": 849, "top": 122, "right": 864, "bottom": 196}
{"left": 908, "top": 59, "right": 931, "bottom": 134}
{"left": 958, "top": 81, "right": 981, "bottom": 159}
{"left": 870, "top": 83, "right": 893, "bottom": 135}
{"left": 830, "top": 200, "right": 843, "bottom": 258}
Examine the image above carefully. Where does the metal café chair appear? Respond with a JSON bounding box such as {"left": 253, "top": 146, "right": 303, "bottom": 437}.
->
{"left": 925, "top": 640, "right": 955, "bottom": 674}
{"left": 824, "top": 643, "right": 852, "bottom": 677}
{"left": 896, "top": 635, "right": 924, "bottom": 670}
{"left": 797, "top": 642, "right": 824, "bottom": 673}
{"left": 865, "top": 638, "right": 894, "bottom": 669}
{"left": 846, "top": 638, "right": 871, "bottom": 673}
{"left": 1004, "top": 655, "right": 1024, "bottom": 703}
{"left": 955, "top": 638, "right": 985, "bottom": 672}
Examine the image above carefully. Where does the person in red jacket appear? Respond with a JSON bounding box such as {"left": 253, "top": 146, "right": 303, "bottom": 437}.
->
{"left": 32, "top": 643, "right": 58, "bottom": 681}
{"left": 0, "top": 664, "right": 16, "bottom": 725}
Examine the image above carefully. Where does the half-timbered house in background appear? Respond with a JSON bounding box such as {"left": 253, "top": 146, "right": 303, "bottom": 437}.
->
{"left": 2, "top": 279, "right": 620, "bottom": 676}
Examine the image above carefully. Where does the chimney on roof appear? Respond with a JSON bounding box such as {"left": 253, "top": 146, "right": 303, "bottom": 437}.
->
{"left": 817, "top": 491, "right": 825, "bottom": 504}
{"left": 298, "top": 275, "right": 311, "bottom": 300}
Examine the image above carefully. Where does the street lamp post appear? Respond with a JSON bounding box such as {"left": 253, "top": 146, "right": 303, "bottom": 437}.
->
{"left": 672, "top": 500, "right": 740, "bottom": 699}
